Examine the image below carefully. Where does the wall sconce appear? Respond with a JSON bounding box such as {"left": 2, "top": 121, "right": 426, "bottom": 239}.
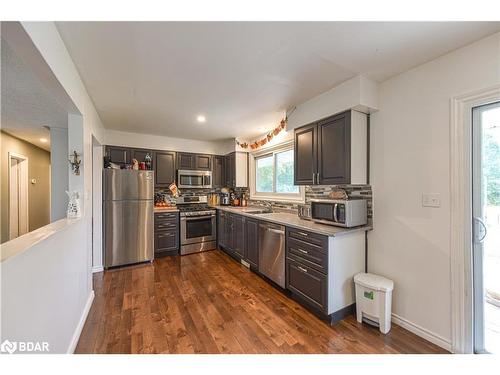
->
{"left": 69, "top": 150, "right": 82, "bottom": 175}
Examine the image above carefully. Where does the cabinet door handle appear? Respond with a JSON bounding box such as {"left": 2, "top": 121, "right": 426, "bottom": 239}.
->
{"left": 297, "top": 266, "right": 308, "bottom": 273}
{"left": 316, "top": 172, "right": 320, "bottom": 184}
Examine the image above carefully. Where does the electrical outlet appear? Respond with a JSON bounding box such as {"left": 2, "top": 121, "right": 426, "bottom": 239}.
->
{"left": 422, "top": 193, "right": 440, "bottom": 208}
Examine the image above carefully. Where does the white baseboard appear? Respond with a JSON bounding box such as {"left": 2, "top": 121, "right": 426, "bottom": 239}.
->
{"left": 391, "top": 313, "right": 452, "bottom": 352}
{"left": 92, "top": 265, "right": 104, "bottom": 273}
{"left": 67, "top": 290, "right": 95, "bottom": 354}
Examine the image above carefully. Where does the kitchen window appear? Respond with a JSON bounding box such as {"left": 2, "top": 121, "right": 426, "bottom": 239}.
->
{"left": 250, "top": 141, "right": 304, "bottom": 202}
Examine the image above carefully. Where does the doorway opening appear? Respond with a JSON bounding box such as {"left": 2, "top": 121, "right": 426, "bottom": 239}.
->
{"left": 8, "top": 152, "right": 29, "bottom": 240}
{"left": 472, "top": 101, "right": 500, "bottom": 354}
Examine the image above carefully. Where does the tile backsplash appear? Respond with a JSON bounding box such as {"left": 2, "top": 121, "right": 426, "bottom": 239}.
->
{"left": 247, "top": 185, "right": 372, "bottom": 221}
{"left": 156, "top": 184, "right": 373, "bottom": 221}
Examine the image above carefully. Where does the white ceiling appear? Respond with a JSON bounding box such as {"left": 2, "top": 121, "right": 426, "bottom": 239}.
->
{"left": 56, "top": 21, "right": 500, "bottom": 141}
{"left": 1, "top": 38, "right": 68, "bottom": 151}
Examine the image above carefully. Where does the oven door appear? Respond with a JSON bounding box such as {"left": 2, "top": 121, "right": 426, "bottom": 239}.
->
{"left": 180, "top": 214, "right": 216, "bottom": 245}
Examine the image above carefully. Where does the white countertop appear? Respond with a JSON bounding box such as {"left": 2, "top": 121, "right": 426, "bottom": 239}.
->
{"left": 1, "top": 218, "right": 81, "bottom": 263}
{"left": 215, "top": 206, "right": 372, "bottom": 237}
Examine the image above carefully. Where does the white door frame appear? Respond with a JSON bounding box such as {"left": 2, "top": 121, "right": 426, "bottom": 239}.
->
{"left": 8, "top": 152, "right": 29, "bottom": 239}
{"left": 450, "top": 84, "right": 500, "bottom": 353}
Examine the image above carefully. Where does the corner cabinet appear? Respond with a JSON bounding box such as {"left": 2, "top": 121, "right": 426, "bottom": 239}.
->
{"left": 225, "top": 152, "right": 248, "bottom": 188}
{"left": 212, "top": 155, "right": 225, "bottom": 188}
{"left": 294, "top": 110, "right": 367, "bottom": 185}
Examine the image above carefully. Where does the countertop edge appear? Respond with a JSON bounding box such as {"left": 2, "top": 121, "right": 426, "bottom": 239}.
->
{"left": 1, "top": 218, "right": 82, "bottom": 263}
{"left": 214, "top": 206, "right": 372, "bottom": 237}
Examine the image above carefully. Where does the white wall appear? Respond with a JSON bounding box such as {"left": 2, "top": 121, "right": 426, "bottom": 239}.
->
{"left": 286, "top": 75, "right": 379, "bottom": 130}
{"left": 1, "top": 220, "right": 91, "bottom": 353}
{"left": 49, "top": 127, "right": 68, "bottom": 221}
{"left": 369, "top": 32, "right": 500, "bottom": 350}
{"left": 91, "top": 137, "right": 103, "bottom": 272}
{"left": 105, "top": 129, "right": 235, "bottom": 155}
{"left": 0, "top": 22, "right": 105, "bottom": 353}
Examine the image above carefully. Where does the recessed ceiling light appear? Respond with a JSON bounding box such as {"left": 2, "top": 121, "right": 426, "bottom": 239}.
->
{"left": 197, "top": 115, "right": 206, "bottom": 123}
{"left": 40, "top": 138, "right": 48, "bottom": 143}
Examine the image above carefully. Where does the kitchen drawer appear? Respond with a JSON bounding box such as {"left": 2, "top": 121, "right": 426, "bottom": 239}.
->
{"left": 286, "top": 257, "right": 327, "bottom": 313}
{"left": 154, "top": 211, "right": 179, "bottom": 220}
{"left": 286, "top": 227, "right": 328, "bottom": 249}
{"left": 155, "top": 220, "right": 178, "bottom": 231}
{"left": 287, "top": 237, "right": 328, "bottom": 274}
{"left": 155, "top": 230, "right": 179, "bottom": 256}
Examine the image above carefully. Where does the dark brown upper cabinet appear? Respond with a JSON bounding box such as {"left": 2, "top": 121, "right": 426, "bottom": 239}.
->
{"left": 225, "top": 153, "right": 235, "bottom": 187}
{"left": 154, "top": 151, "right": 176, "bottom": 187}
{"left": 195, "top": 154, "right": 212, "bottom": 170}
{"left": 105, "top": 146, "right": 130, "bottom": 165}
{"left": 177, "top": 153, "right": 195, "bottom": 169}
{"left": 224, "top": 152, "right": 248, "bottom": 188}
{"left": 130, "top": 148, "right": 153, "bottom": 164}
{"left": 294, "top": 123, "right": 317, "bottom": 185}
{"left": 317, "top": 111, "right": 351, "bottom": 185}
{"left": 177, "top": 152, "right": 212, "bottom": 170}
{"left": 212, "top": 155, "right": 225, "bottom": 188}
{"left": 293, "top": 110, "right": 367, "bottom": 186}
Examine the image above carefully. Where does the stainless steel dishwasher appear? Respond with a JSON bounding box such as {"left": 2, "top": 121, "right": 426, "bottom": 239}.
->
{"left": 258, "top": 222, "right": 286, "bottom": 288}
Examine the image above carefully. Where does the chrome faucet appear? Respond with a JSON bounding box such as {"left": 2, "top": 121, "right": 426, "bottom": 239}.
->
{"left": 262, "top": 201, "right": 273, "bottom": 212}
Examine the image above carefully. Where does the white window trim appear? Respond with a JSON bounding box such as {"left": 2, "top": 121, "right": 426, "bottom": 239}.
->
{"left": 450, "top": 84, "right": 500, "bottom": 354}
{"left": 249, "top": 140, "right": 305, "bottom": 203}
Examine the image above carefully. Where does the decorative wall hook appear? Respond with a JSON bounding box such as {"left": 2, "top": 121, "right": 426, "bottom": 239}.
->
{"left": 68, "top": 150, "right": 82, "bottom": 175}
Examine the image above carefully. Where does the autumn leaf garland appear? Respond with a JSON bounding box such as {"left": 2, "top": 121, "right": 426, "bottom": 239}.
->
{"left": 236, "top": 118, "right": 287, "bottom": 150}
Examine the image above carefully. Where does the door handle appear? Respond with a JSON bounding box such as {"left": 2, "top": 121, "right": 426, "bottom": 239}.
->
{"left": 267, "top": 228, "right": 285, "bottom": 235}
{"left": 297, "top": 266, "right": 308, "bottom": 273}
{"left": 297, "top": 248, "right": 308, "bottom": 254}
{"left": 333, "top": 203, "right": 338, "bottom": 222}
{"left": 474, "top": 217, "right": 487, "bottom": 243}
{"left": 316, "top": 172, "right": 320, "bottom": 184}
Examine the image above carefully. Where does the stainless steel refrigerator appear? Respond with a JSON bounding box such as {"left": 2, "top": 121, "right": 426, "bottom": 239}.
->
{"left": 103, "top": 169, "right": 154, "bottom": 268}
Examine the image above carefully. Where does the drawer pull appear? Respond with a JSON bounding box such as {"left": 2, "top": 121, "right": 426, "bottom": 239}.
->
{"left": 297, "top": 266, "right": 308, "bottom": 273}
{"left": 296, "top": 231, "right": 309, "bottom": 237}
{"left": 297, "top": 248, "right": 308, "bottom": 254}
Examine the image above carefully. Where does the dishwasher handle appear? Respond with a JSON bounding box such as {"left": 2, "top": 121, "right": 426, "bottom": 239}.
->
{"left": 267, "top": 228, "right": 285, "bottom": 235}
{"left": 259, "top": 223, "right": 285, "bottom": 235}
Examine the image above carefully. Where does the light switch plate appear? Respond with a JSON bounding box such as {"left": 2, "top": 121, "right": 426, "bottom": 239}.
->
{"left": 422, "top": 193, "right": 441, "bottom": 208}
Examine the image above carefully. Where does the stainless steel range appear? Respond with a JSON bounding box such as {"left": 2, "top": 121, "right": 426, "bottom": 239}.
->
{"left": 176, "top": 195, "right": 216, "bottom": 255}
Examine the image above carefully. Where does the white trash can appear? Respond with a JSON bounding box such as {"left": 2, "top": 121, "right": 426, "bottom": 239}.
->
{"left": 354, "top": 273, "right": 394, "bottom": 334}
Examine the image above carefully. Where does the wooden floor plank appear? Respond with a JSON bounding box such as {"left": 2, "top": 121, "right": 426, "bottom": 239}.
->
{"left": 75, "top": 250, "right": 448, "bottom": 354}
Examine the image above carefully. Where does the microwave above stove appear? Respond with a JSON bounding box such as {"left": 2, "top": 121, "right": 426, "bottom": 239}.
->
{"left": 304, "top": 198, "right": 367, "bottom": 228}
{"left": 177, "top": 169, "right": 212, "bottom": 189}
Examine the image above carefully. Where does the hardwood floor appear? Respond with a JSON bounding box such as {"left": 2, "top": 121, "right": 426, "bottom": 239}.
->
{"left": 76, "top": 250, "right": 447, "bottom": 354}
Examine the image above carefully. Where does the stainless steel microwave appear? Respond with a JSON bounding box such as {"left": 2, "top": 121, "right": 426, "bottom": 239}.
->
{"left": 177, "top": 169, "right": 212, "bottom": 189}
{"left": 305, "top": 198, "right": 367, "bottom": 228}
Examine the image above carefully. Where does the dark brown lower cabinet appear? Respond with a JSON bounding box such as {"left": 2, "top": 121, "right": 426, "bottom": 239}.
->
{"left": 286, "top": 227, "right": 329, "bottom": 314}
{"left": 244, "top": 218, "right": 259, "bottom": 268}
{"left": 286, "top": 256, "right": 328, "bottom": 313}
{"left": 233, "top": 215, "right": 245, "bottom": 258}
{"left": 154, "top": 211, "right": 179, "bottom": 256}
{"left": 217, "top": 211, "right": 257, "bottom": 270}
